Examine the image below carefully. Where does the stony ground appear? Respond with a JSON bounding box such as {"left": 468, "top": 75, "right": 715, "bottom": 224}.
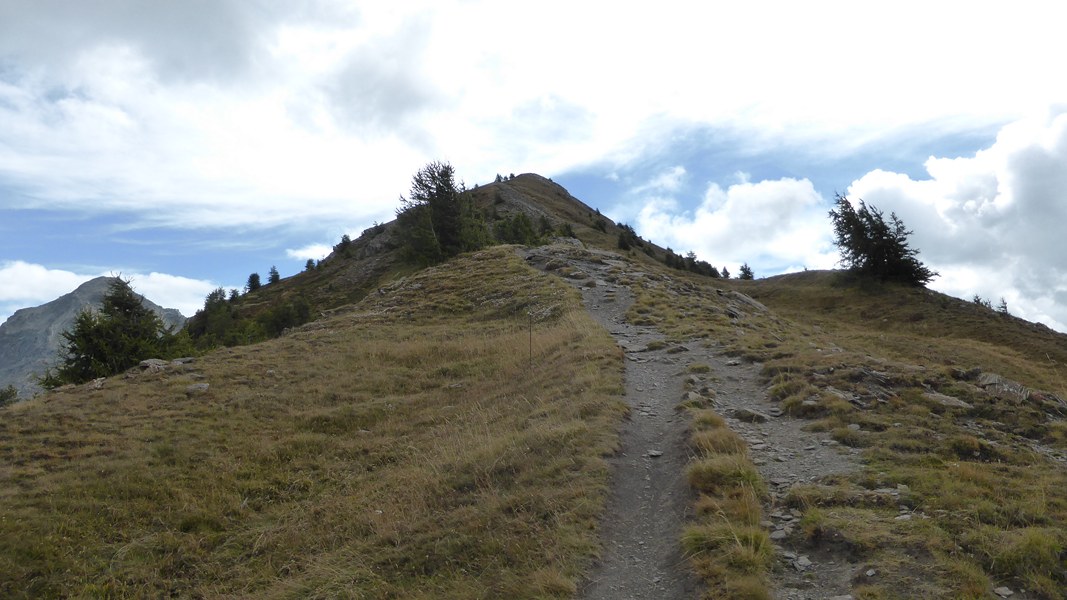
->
{"left": 523, "top": 244, "right": 868, "bottom": 599}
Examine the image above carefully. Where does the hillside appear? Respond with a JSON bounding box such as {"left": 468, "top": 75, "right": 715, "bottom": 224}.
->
{"left": 2, "top": 176, "right": 1066, "bottom": 599}
{"left": 190, "top": 174, "right": 675, "bottom": 345}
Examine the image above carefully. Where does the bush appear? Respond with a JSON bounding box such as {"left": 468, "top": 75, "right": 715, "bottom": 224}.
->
{"left": 617, "top": 223, "right": 642, "bottom": 250}
{"left": 494, "top": 212, "right": 539, "bottom": 245}
{"left": 0, "top": 385, "right": 17, "bottom": 407}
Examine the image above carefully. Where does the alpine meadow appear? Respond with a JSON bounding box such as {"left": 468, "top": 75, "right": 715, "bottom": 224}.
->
{"left": 2, "top": 171, "right": 1066, "bottom": 600}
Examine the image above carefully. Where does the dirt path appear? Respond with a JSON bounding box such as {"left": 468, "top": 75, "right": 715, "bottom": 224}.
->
{"left": 523, "top": 244, "right": 865, "bottom": 599}
{"left": 575, "top": 282, "right": 701, "bottom": 599}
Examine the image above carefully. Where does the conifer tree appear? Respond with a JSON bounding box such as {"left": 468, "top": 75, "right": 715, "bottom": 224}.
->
{"left": 739, "top": 263, "right": 754, "bottom": 280}
{"left": 396, "top": 161, "right": 488, "bottom": 265}
{"left": 40, "top": 279, "right": 179, "bottom": 387}
{"left": 268, "top": 266, "right": 280, "bottom": 284}
{"left": 829, "top": 194, "right": 936, "bottom": 286}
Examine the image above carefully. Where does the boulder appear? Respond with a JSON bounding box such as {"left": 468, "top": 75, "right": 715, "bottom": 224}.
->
{"left": 733, "top": 408, "right": 771, "bottom": 423}
{"left": 923, "top": 392, "right": 973, "bottom": 409}
{"left": 185, "top": 383, "right": 210, "bottom": 397}
{"left": 139, "top": 358, "right": 169, "bottom": 372}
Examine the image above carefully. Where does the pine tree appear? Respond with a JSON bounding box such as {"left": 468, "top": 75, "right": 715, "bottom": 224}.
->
{"left": 268, "top": 266, "right": 280, "bottom": 284}
{"left": 396, "top": 161, "right": 488, "bottom": 265}
{"left": 739, "top": 263, "right": 754, "bottom": 280}
{"left": 39, "top": 279, "right": 178, "bottom": 387}
{"left": 246, "top": 272, "right": 261, "bottom": 292}
{"left": 997, "top": 298, "right": 1009, "bottom": 315}
{"left": 829, "top": 194, "right": 936, "bottom": 286}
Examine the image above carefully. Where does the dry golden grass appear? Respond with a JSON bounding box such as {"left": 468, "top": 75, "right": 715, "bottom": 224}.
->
{"left": 681, "top": 403, "right": 770, "bottom": 598}
{"left": 0, "top": 247, "right": 626, "bottom": 598}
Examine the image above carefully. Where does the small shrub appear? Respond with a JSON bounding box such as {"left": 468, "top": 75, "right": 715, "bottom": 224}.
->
{"left": 688, "top": 456, "right": 765, "bottom": 496}
{"left": 692, "top": 410, "right": 726, "bottom": 430}
{"left": 695, "top": 488, "right": 763, "bottom": 526}
{"left": 692, "top": 429, "right": 748, "bottom": 455}
{"left": 831, "top": 426, "right": 867, "bottom": 447}
{"left": 0, "top": 384, "right": 17, "bottom": 406}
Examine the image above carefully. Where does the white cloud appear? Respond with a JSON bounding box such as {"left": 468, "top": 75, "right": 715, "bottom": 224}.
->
{"left": 286, "top": 244, "right": 333, "bottom": 261}
{"left": 635, "top": 177, "right": 838, "bottom": 275}
{"left": 0, "top": 261, "right": 217, "bottom": 325}
{"left": 632, "top": 166, "right": 687, "bottom": 195}
{"left": 4, "top": 1, "right": 1067, "bottom": 236}
{"left": 125, "top": 272, "right": 219, "bottom": 319}
{"left": 0, "top": 261, "right": 91, "bottom": 305}
{"left": 847, "top": 109, "right": 1067, "bottom": 332}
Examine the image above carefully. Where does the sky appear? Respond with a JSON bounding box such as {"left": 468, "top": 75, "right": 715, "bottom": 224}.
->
{"left": 2, "top": 1, "right": 1067, "bottom": 332}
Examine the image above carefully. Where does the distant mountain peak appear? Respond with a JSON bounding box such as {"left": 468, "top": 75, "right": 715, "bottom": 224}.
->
{"left": 0, "top": 278, "right": 185, "bottom": 399}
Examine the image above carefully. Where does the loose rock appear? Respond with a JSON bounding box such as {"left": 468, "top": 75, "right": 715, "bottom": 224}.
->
{"left": 923, "top": 391, "right": 973, "bottom": 409}
{"left": 185, "top": 383, "right": 210, "bottom": 397}
{"left": 733, "top": 408, "right": 770, "bottom": 423}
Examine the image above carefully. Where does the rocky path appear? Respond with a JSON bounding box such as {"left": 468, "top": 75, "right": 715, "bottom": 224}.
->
{"left": 685, "top": 348, "right": 863, "bottom": 599}
{"left": 574, "top": 281, "right": 701, "bottom": 600}
{"left": 523, "top": 245, "right": 864, "bottom": 599}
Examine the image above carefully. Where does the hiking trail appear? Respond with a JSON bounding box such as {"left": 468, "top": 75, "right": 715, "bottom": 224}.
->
{"left": 523, "top": 244, "right": 865, "bottom": 599}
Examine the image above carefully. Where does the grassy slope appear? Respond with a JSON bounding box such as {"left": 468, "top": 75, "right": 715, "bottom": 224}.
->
{"left": 0, "top": 247, "right": 625, "bottom": 598}
{"left": 741, "top": 271, "right": 1067, "bottom": 598}
{"left": 623, "top": 264, "right": 1067, "bottom": 599}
